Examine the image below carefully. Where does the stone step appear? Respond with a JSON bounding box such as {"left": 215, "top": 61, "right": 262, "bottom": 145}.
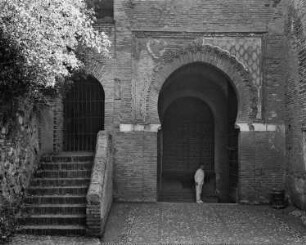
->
{"left": 159, "top": 196, "right": 219, "bottom": 203}
{"left": 25, "top": 195, "right": 86, "bottom": 205}
{"left": 35, "top": 170, "right": 92, "bottom": 178}
{"left": 38, "top": 162, "right": 93, "bottom": 171}
{"left": 24, "top": 204, "right": 86, "bottom": 215}
{"left": 27, "top": 186, "right": 88, "bottom": 195}
{"left": 30, "top": 178, "right": 90, "bottom": 187}
{"left": 20, "top": 214, "right": 86, "bottom": 226}
{"left": 41, "top": 155, "right": 94, "bottom": 163}
{"left": 20, "top": 153, "right": 93, "bottom": 236}
{"left": 18, "top": 225, "right": 86, "bottom": 236}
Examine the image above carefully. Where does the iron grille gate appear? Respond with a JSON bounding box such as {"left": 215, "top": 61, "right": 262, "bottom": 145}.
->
{"left": 63, "top": 77, "right": 105, "bottom": 151}
{"left": 158, "top": 122, "right": 215, "bottom": 202}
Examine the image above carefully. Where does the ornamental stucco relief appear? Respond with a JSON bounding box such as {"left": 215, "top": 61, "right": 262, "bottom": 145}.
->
{"left": 131, "top": 33, "right": 262, "bottom": 122}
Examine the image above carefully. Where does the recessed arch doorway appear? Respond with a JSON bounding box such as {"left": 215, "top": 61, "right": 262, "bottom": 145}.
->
{"left": 157, "top": 62, "right": 239, "bottom": 203}
{"left": 63, "top": 75, "right": 105, "bottom": 151}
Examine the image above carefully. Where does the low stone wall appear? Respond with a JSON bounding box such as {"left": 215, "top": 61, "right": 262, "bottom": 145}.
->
{"left": 86, "top": 131, "right": 113, "bottom": 237}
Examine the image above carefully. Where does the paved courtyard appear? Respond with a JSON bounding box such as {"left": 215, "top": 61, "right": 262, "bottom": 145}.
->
{"left": 6, "top": 202, "right": 306, "bottom": 245}
{"left": 102, "top": 203, "right": 306, "bottom": 244}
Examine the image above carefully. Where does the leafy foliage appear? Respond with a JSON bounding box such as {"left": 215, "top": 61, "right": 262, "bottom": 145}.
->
{"left": 0, "top": 0, "right": 110, "bottom": 102}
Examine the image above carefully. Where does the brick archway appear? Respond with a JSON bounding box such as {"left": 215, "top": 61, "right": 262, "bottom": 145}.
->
{"left": 146, "top": 44, "right": 258, "bottom": 124}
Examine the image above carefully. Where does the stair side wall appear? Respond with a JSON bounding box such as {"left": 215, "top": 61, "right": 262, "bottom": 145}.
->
{"left": 87, "top": 131, "right": 113, "bottom": 237}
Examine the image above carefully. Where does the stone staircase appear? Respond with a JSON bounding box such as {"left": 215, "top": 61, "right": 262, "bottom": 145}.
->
{"left": 19, "top": 153, "right": 94, "bottom": 236}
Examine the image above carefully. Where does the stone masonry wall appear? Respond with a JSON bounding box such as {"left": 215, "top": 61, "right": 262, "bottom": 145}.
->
{"left": 285, "top": 0, "right": 306, "bottom": 210}
{"left": 0, "top": 101, "right": 40, "bottom": 207}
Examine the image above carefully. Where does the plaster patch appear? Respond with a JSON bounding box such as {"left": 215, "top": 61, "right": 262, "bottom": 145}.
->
{"left": 237, "top": 123, "right": 284, "bottom": 132}
{"left": 120, "top": 124, "right": 161, "bottom": 132}
{"left": 120, "top": 124, "right": 134, "bottom": 132}
{"left": 146, "top": 39, "right": 168, "bottom": 59}
{"left": 295, "top": 178, "right": 306, "bottom": 194}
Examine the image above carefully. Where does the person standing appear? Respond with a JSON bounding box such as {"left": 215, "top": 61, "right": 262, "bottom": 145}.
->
{"left": 194, "top": 164, "right": 205, "bottom": 204}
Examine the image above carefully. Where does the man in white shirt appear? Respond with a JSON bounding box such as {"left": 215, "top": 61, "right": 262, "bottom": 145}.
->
{"left": 194, "top": 164, "right": 205, "bottom": 204}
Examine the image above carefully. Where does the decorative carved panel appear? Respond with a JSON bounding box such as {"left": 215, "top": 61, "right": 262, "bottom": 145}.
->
{"left": 131, "top": 32, "right": 262, "bottom": 122}
{"left": 201, "top": 37, "right": 262, "bottom": 119}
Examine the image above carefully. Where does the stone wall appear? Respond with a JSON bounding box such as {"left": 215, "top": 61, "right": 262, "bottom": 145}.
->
{"left": 0, "top": 100, "right": 40, "bottom": 207}
{"left": 285, "top": 0, "right": 306, "bottom": 210}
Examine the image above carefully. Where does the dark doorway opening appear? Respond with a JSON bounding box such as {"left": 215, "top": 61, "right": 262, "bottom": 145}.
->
{"left": 157, "top": 62, "right": 238, "bottom": 203}
{"left": 63, "top": 75, "right": 105, "bottom": 151}
{"left": 159, "top": 97, "right": 215, "bottom": 202}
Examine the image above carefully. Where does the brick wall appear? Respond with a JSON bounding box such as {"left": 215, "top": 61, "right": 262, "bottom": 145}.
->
{"left": 114, "top": 0, "right": 286, "bottom": 124}
{"left": 40, "top": 0, "right": 288, "bottom": 203}
{"left": 239, "top": 129, "right": 286, "bottom": 204}
{"left": 285, "top": 0, "right": 306, "bottom": 210}
{"left": 114, "top": 131, "right": 157, "bottom": 202}
{"left": 126, "top": 0, "right": 280, "bottom": 32}
{"left": 112, "top": 0, "right": 287, "bottom": 203}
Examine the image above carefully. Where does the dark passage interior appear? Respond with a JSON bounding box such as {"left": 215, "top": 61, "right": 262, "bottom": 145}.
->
{"left": 160, "top": 98, "right": 215, "bottom": 202}
{"left": 158, "top": 62, "right": 238, "bottom": 203}
{"left": 63, "top": 75, "right": 105, "bottom": 151}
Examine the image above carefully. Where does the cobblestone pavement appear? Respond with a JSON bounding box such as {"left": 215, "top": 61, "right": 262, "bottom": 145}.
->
{"left": 103, "top": 203, "right": 306, "bottom": 244}
{"left": 6, "top": 203, "right": 306, "bottom": 245}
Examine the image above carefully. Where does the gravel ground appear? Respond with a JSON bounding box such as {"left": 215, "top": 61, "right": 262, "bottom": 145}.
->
{"left": 103, "top": 203, "right": 306, "bottom": 244}
{"left": 5, "top": 203, "right": 306, "bottom": 245}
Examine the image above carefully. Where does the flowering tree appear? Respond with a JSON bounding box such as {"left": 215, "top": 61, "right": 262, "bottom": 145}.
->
{"left": 0, "top": 0, "right": 110, "bottom": 102}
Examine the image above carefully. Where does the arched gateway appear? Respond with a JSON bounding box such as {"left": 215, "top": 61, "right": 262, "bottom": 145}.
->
{"left": 63, "top": 75, "right": 105, "bottom": 151}
{"left": 147, "top": 44, "right": 258, "bottom": 202}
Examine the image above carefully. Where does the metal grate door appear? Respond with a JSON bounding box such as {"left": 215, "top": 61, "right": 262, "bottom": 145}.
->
{"left": 63, "top": 77, "right": 105, "bottom": 151}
